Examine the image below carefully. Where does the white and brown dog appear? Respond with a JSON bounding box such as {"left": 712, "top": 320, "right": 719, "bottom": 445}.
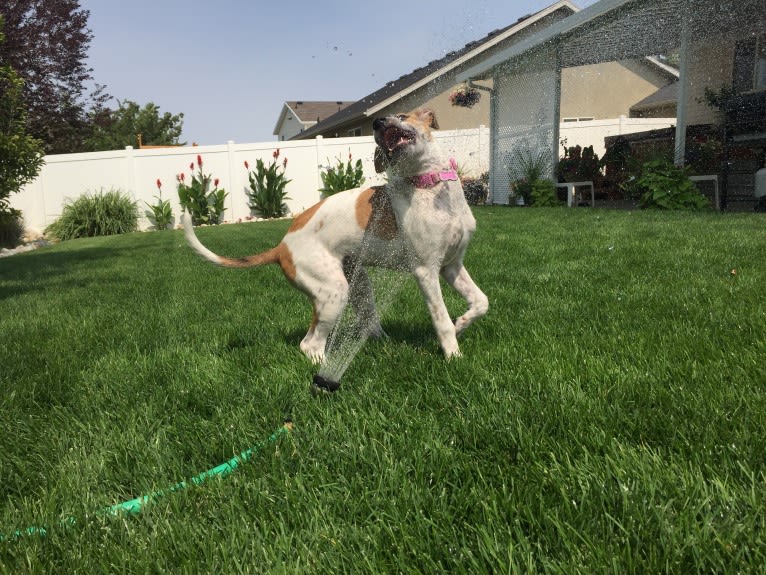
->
{"left": 183, "top": 108, "right": 488, "bottom": 362}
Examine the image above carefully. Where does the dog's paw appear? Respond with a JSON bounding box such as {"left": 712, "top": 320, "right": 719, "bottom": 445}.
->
{"left": 445, "top": 347, "right": 463, "bottom": 361}
{"left": 367, "top": 323, "right": 388, "bottom": 340}
{"left": 300, "top": 343, "right": 325, "bottom": 364}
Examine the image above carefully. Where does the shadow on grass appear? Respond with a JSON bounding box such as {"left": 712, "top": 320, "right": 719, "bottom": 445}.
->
{"left": 0, "top": 244, "right": 130, "bottom": 301}
{"left": 278, "top": 320, "right": 435, "bottom": 359}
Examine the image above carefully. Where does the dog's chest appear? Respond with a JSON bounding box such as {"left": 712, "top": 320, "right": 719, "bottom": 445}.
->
{"left": 391, "top": 182, "right": 475, "bottom": 257}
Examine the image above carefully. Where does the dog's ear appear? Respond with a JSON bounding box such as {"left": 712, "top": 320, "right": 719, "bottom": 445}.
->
{"left": 374, "top": 146, "right": 389, "bottom": 173}
{"left": 416, "top": 108, "right": 439, "bottom": 130}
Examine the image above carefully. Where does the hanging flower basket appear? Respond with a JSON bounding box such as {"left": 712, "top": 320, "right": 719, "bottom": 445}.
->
{"left": 449, "top": 85, "right": 481, "bottom": 108}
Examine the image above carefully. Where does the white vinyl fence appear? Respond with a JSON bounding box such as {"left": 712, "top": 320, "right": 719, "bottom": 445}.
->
{"left": 11, "top": 117, "right": 674, "bottom": 233}
{"left": 12, "top": 127, "right": 490, "bottom": 233}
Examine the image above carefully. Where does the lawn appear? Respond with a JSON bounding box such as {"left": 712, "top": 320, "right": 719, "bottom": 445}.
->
{"left": 1, "top": 207, "right": 765, "bottom": 573}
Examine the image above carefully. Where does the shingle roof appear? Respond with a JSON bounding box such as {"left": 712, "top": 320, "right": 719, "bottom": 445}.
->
{"left": 285, "top": 101, "right": 355, "bottom": 124}
{"left": 630, "top": 81, "right": 679, "bottom": 111}
{"left": 291, "top": 2, "right": 580, "bottom": 140}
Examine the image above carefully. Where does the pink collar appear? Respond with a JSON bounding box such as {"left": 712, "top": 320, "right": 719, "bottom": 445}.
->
{"left": 410, "top": 158, "right": 459, "bottom": 188}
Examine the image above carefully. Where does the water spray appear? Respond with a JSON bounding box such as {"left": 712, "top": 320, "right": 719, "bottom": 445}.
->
{"left": 310, "top": 211, "right": 410, "bottom": 394}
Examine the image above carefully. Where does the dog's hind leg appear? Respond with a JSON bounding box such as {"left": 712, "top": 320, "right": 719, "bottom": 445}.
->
{"left": 298, "top": 264, "right": 350, "bottom": 363}
{"left": 442, "top": 263, "right": 489, "bottom": 335}
{"left": 342, "top": 256, "right": 386, "bottom": 339}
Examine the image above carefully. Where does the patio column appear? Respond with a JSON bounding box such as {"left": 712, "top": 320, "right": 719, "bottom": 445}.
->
{"left": 674, "top": 0, "right": 690, "bottom": 167}
{"left": 489, "top": 44, "right": 560, "bottom": 204}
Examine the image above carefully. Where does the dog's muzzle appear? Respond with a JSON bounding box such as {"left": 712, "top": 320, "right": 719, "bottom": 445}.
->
{"left": 374, "top": 118, "right": 416, "bottom": 155}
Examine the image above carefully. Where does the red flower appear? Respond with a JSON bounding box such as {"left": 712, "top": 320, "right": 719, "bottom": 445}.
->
{"left": 214, "top": 178, "right": 220, "bottom": 188}
{"left": 189, "top": 162, "right": 194, "bottom": 171}
{"left": 197, "top": 154, "right": 203, "bottom": 168}
{"left": 178, "top": 173, "right": 185, "bottom": 182}
{"left": 273, "top": 148, "right": 280, "bottom": 160}
{"left": 283, "top": 157, "right": 288, "bottom": 169}
{"left": 156, "top": 178, "right": 162, "bottom": 189}
{"left": 244, "top": 160, "right": 249, "bottom": 170}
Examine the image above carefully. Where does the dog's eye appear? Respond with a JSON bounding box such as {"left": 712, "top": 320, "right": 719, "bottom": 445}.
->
{"left": 397, "top": 114, "right": 408, "bottom": 121}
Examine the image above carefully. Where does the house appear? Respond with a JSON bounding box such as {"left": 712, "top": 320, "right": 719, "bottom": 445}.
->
{"left": 273, "top": 101, "right": 355, "bottom": 141}
{"left": 290, "top": 0, "right": 677, "bottom": 141}
{"left": 455, "top": 0, "right": 766, "bottom": 208}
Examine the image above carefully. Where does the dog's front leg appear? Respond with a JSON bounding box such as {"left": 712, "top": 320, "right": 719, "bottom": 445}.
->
{"left": 413, "top": 266, "right": 461, "bottom": 359}
{"left": 441, "top": 263, "right": 489, "bottom": 335}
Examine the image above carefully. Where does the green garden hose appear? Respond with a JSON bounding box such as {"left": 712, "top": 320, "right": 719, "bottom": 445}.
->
{"left": 2, "top": 420, "right": 291, "bottom": 541}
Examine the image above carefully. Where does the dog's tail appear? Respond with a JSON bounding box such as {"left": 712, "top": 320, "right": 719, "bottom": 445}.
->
{"left": 182, "top": 212, "right": 282, "bottom": 269}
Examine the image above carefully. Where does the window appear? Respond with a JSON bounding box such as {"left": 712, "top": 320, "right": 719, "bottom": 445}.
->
{"left": 733, "top": 35, "right": 766, "bottom": 92}
{"left": 347, "top": 127, "right": 362, "bottom": 137}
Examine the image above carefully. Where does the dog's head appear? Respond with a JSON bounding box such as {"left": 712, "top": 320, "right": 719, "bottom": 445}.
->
{"left": 373, "top": 109, "right": 439, "bottom": 175}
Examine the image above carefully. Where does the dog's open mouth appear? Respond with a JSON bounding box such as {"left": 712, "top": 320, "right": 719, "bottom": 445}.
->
{"left": 382, "top": 126, "right": 416, "bottom": 152}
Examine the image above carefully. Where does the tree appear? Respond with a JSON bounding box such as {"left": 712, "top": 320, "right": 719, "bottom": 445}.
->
{"left": 0, "top": 0, "right": 96, "bottom": 154}
{"left": 0, "top": 16, "right": 44, "bottom": 245}
{"left": 85, "top": 100, "right": 185, "bottom": 151}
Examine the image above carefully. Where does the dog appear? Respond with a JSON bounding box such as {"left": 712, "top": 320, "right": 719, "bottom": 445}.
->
{"left": 183, "top": 108, "right": 488, "bottom": 362}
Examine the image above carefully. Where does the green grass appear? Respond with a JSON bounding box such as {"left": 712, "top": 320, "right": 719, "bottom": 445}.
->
{"left": 1, "top": 208, "right": 765, "bottom": 573}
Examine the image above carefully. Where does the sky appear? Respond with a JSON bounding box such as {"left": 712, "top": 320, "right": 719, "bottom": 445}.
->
{"left": 81, "top": 0, "right": 598, "bottom": 145}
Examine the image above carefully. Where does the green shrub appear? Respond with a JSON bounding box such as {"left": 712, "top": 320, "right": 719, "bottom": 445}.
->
{"left": 145, "top": 178, "right": 174, "bottom": 230}
{"left": 245, "top": 149, "right": 291, "bottom": 219}
{"left": 177, "top": 155, "right": 227, "bottom": 226}
{"left": 507, "top": 143, "right": 551, "bottom": 205}
{"left": 319, "top": 153, "right": 365, "bottom": 197}
{"left": 0, "top": 209, "right": 24, "bottom": 248}
{"left": 45, "top": 189, "right": 138, "bottom": 241}
{"left": 529, "top": 179, "right": 561, "bottom": 207}
{"left": 634, "top": 159, "right": 710, "bottom": 211}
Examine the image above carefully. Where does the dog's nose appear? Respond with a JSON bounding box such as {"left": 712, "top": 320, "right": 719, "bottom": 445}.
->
{"left": 372, "top": 118, "right": 386, "bottom": 131}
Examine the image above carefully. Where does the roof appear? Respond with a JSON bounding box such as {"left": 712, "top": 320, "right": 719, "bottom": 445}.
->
{"left": 630, "top": 81, "right": 679, "bottom": 112}
{"left": 455, "top": 0, "right": 696, "bottom": 81}
{"left": 291, "top": 0, "right": 580, "bottom": 139}
{"left": 273, "top": 101, "right": 355, "bottom": 135}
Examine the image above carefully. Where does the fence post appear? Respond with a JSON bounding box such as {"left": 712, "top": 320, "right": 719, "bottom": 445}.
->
{"left": 124, "top": 145, "right": 138, "bottom": 203}
{"left": 226, "top": 140, "right": 237, "bottom": 222}
{"left": 314, "top": 135, "right": 325, "bottom": 194}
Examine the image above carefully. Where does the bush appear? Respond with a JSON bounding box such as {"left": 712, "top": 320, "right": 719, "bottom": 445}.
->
{"left": 0, "top": 209, "right": 24, "bottom": 249}
{"left": 145, "top": 178, "right": 174, "bottom": 230}
{"left": 177, "top": 155, "right": 227, "bottom": 226}
{"left": 633, "top": 159, "right": 710, "bottom": 210}
{"left": 45, "top": 189, "right": 138, "bottom": 241}
{"left": 556, "top": 142, "right": 602, "bottom": 183}
{"left": 462, "top": 172, "right": 489, "bottom": 205}
{"left": 507, "top": 143, "right": 551, "bottom": 205}
{"left": 245, "top": 149, "right": 291, "bottom": 219}
{"left": 319, "top": 152, "right": 365, "bottom": 197}
{"left": 529, "top": 179, "right": 560, "bottom": 207}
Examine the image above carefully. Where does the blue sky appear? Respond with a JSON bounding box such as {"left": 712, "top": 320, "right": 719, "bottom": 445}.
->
{"left": 82, "top": 0, "right": 597, "bottom": 145}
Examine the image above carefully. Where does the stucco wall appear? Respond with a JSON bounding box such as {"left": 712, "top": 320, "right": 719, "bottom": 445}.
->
{"left": 561, "top": 61, "right": 670, "bottom": 120}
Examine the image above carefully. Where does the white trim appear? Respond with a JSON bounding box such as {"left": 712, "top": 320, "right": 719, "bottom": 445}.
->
{"left": 645, "top": 56, "right": 681, "bottom": 79}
